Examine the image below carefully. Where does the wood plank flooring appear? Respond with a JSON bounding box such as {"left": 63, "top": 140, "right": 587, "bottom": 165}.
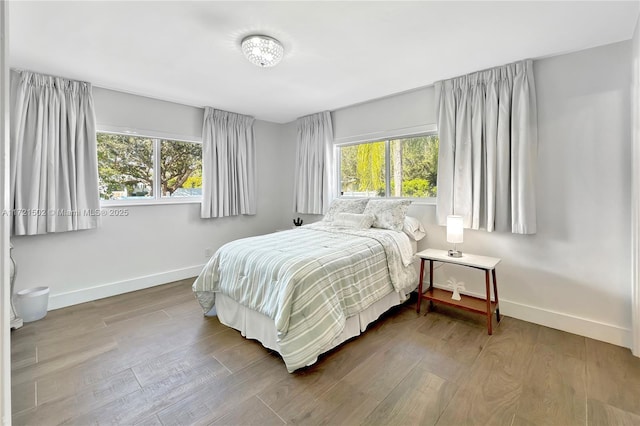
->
{"left": 10, "top": 279, "right": 640, "bottom": 425}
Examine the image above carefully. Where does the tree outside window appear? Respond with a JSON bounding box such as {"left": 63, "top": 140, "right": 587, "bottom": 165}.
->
{"left": 160, "top": 140, "right": 202, "bottom": 198}
{"left": 97, "top": 133, "right": 202, "bottom": 201}
{"left": 339, "top": 135, "right": 438, "bottom": 198}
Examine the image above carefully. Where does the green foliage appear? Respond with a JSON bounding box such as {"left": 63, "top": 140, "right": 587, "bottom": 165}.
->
{"left": 340, "top": 135, "right": 439, "bottom": 198}
{"left": 356, "top": 141, "right": 385, "bottom": 194}
{"left": 340, "top": 142, "right": 386, "bottom": 195}
{"left": 340, "top": 145, "right": 358, "bottom": 193}
{"left": 97, "top": 133, "right": 202, "bottom": 200}
{"left": 183, "top": 175, "right": 202, "bottom": 189}
{"left": 160, "top": 140, "right": 202, "bottom": 196}
{"left": 396, "top": 135, "right": 438, "bottom": 197}
{"left": 97, "top": 133, "right": 153, "bottom": 199}
{"left": 402, "top": 178, "right": 436, "bottom": 197}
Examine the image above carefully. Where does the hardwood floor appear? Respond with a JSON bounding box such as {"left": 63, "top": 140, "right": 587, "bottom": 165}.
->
{"left": 10, "top": 279, "right": 640, "bottom": 425}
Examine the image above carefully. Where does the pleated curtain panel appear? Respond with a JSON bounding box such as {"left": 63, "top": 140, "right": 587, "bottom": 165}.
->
{"left": 435, "top": 60, "right": 538, "bottom": 234}
{"left": 10, "top": 70, "right": 100, "bottom": 236}
{"left": 200, "top": 107, "right": 256, "bottom": 218}
{"left": 293, "top": 111, "right": 335, "bottom": 214}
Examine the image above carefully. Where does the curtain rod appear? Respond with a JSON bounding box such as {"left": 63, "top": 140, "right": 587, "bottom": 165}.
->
{"left": 11, "top": 68, "right": 91, "bottom": 85}
{"left": 436, "top": 58, "right": 533, "bottom": 84}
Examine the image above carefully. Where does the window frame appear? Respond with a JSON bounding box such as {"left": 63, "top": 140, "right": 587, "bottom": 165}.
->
{"left": 97, "top": 130, "right": 203, "bottom": 207}
{"left": 335, "top": 130, "right": 439, "bottom": 204}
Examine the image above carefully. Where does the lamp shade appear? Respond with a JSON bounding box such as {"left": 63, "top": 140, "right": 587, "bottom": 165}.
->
{"left": 446, "top": 215, "right": 464, "bottom": 244}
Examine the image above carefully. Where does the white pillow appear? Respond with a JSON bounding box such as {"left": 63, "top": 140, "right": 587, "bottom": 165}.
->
{"left": 362, "top": 199, "right": 411, "bottom": 232}
{"left": 323, "top": 198, "right": 369, "bottom": 222}
{"left": 403, "top": 216, "right": 426, "bottom": 241}
{"left": 332, "top": 213, "right": 375, "bottom": 229}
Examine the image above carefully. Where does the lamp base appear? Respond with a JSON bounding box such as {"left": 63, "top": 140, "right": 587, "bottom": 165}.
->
{"left": 448, "top": 249, "right": 462, "bottom": 258}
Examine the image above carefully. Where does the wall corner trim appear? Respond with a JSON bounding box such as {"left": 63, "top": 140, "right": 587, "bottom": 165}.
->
{"left": 631, "top": 12, "right": 640, "bottom": 358}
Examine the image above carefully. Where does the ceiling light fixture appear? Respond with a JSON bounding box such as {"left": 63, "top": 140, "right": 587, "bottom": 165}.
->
{"left": 241, "top": 35, "right": 284, "bottom": 68}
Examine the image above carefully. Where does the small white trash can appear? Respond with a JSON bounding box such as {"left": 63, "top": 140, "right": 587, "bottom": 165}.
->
{"left": 15, "top": 286, "right": 50, "bottom": 323}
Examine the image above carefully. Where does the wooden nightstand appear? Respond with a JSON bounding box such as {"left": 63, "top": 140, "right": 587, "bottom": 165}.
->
{"left": 416, "top": 248, "right": 501, "bottom": 334}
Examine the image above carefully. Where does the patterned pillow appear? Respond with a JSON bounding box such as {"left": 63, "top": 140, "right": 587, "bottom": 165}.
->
{"left": 403, "top": 216, "right": 426, "bottom": 241}
{"left": 363, "top": 199, "right": 411, "bottom": 231}
{"left": 332, "top": 213, "right": 375, "bottom": 229}
{"left": 323, "top": 198, "right": 370, "bottom": 222}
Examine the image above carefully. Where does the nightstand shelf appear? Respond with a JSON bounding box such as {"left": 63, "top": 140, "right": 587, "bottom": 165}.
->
{"left": 416, "top": 248, "right": 501, "bottom": 334}
{"left": 423, "top": 287, "right": 498, "bottom": 316}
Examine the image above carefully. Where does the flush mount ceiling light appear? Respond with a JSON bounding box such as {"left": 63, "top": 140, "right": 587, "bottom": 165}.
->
{"left": 241, "top": 35, "right": 284, "bottom": 68}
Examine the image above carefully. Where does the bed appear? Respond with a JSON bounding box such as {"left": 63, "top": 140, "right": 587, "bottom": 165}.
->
{"left": 192, "top": 199, "right": 425, "bottom": 372}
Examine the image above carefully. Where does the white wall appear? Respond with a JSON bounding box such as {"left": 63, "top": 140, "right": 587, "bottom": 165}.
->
{"left": 333, "top": 87, "right": 436, "bottom": 142}
{"left": 631, "top": 15, "right": 640, "bottom": 356}
{"left": 331, "top": 41, "right": 633, "bottom": 348}
{"left": 0, "top": 1, "right": 11, "bottom": 423}
{"left": 93, "top": 87, "right": 203, "bottom": 141}
{"left": 11, "top": 91, "right": 297, "bottom": 309}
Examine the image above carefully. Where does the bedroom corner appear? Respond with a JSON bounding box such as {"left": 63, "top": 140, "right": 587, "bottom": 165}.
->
{"left": 631, "top": 11, "right": 640, "bottom": 358}
{"left": 0, "top": 0, "right": 11, "bottom": 423}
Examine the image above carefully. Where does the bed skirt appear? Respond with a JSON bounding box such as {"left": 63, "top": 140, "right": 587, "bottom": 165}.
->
{"left": 209, "top": 290, "right": 405, "bottom": 369}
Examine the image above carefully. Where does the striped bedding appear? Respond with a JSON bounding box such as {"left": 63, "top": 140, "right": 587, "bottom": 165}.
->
{"left": 192, "top": 222, "right": 418, "bottom": 372}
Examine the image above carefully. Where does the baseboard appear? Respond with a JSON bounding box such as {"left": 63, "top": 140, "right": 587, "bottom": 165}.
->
{"left": 500, "top": 299, "right": 632, "bottom": 348}
{"left": 48, "top": 264, "right": 206, "bottom": 310}
{"left": 431, "top": 283, "right": 632, "bottom": 349}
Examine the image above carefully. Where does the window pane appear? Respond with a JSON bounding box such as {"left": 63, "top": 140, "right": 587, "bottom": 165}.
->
{"left": 160, "top": 140, "right": 202, "bottom": 198}
{"left": 340, "top": 141, "right": 386, "bottom": 197}
{"left": 389, "top": 135, "right": 439, "bottom": 198}
{"left": 97, "top": 133, "right": 154, "bottom": 200}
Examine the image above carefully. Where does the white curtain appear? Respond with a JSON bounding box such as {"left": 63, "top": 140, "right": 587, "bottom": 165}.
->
{"left": 10, "top": 70, "right": 100, "bottom": 236}
{"left": 435, "top": 60, "right": 538, "bottom": 234}
{"left": 293, "top": 111, "right": 334, "bottom": 214}
{"left": 201, "top": 107, "right": 256, "bottom": 218}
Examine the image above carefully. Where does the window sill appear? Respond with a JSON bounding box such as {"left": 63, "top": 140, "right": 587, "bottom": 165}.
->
{"left": 338, "top": 196, "right": 436, "bottom": 205}
{"left": 100, "top": 198, "right": 202, "bottom": 208}
{"left": 409, "top": 199, "right": 436, "bottom": 206}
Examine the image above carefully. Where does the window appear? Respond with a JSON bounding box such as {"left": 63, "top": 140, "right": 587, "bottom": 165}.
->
{"left": 97, "top": 132, "right": 202, "bottom": 202}
{"left": 338, "top": 134, "right": 438, "bottom": 199}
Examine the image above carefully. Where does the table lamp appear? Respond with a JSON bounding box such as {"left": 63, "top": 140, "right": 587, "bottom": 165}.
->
{"left": 447, "top": 215, "right": 463, "bottom": 258}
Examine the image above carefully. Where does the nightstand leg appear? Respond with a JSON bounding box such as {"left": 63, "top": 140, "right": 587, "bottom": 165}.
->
{"left": 485, "top": 270, "right": 492, "bottom": 335}
{"left": 416, "top": 259, "right": 425, "bottom": 313}
{"left": 492, "top": 269, "right": 500, "bottom": 322}
{"left": 428, "top": 260, "right": 434, "bottom": 311}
